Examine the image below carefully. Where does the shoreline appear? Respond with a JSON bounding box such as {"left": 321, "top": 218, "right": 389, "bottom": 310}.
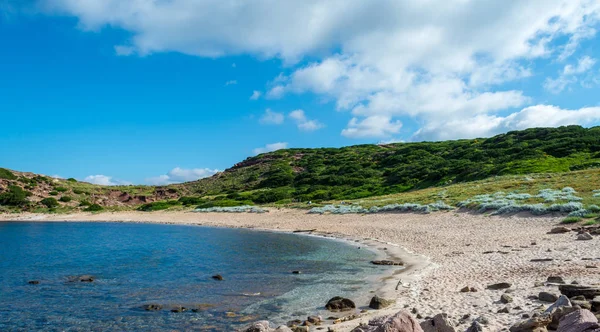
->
{"left": 2, "top": 209, "right": 599, "bottom": 331}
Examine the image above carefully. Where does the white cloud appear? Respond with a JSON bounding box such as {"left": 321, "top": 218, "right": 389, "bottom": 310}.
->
{"left": 253, "top": 142, "right": 288, "bottom": 155}
{"left": 84, "top": 175, "right": 131, "bottom": 186}
{"left": 413, "top": 105, "right": 600, "bottom": 141}
{"left": 288, "top": 109, "right": 324, "bottom": 132}
{"left": 224, "top": 80, "right": 237, "bottom": 86}
{"left": 259, "top": 108, "right": 284, "bottom": 125}
{"left": 249, "top": 90, "right": 262, "bottom": 100}
{"left": 544, "top": 56, "right": 597, "bottom": 93}
{"left": 341, "top": 116, "right": 402, "bottom": 139}
{"left": 114, "top": 45, "right": 134, "bottom": 56}
{"left": 39, "top": 0, "right": 600, "bottom": 138}
{"left": 145, "top": 167, "right": 220, "bottom": 185}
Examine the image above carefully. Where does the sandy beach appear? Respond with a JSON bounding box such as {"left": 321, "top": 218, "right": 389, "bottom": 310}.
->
{"left": 2, "top": 209, "right": 598, "bottom": 331}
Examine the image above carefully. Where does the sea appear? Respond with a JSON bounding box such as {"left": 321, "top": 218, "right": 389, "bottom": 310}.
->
{"left": 0, "top": 222, "right": 384, "bottom": 331}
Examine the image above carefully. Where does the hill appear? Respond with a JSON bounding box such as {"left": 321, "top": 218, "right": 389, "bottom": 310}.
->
{"left": 2, "top": 125, "right": 600, "bottom": 213}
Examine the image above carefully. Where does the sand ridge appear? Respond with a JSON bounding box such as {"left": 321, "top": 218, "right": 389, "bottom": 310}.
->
{"left": 1, "top": 209, "right": 598, "bottom": 331}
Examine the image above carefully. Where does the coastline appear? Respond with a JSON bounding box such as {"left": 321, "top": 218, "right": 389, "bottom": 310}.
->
{"left": 1, "top": 209, "right": 599, "bottom": 331}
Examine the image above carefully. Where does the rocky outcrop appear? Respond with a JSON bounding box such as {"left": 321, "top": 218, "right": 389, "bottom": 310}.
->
{"left": 559, "top": 285, "right": 600, "bottom": 299}
{"left": 351, "top": 310, "right": 424, "bottom": 332}
{"left": 369, "top": 295, "right": 394, "bottom": 309}
{"left": 326, "top": 296, "right": 356, "bottom": 312}
{"left": 420, "top": 313, "right": 456, "bottom": 332}
{"left": 556, "top": 309, "right": 600, "bottom": 332}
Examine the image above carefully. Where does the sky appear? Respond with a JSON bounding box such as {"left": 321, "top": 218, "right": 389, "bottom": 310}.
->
{"left": 1, "top": 0, "right": 600, "bottom": 185}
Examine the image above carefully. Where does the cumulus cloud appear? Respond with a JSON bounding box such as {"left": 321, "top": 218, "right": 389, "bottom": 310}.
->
{"left": 249, "top": 90, "right": 261, "bottom": 100}
{"left": 259, "top": 108, "right": 284, "bottom": 125}
{"left": 253, "top": 142, "right": 288, "bottom": 155}
{"left": 145, "top": 167, "right": 220, "bottom": 185}
{"left": 544, "top": 56, "right": 597, "bottom": 93}
{"left": 288, "top": 109, "right": 324, "bottom": 131}
{"left": 413, "top": 105, "right": 600, "bottom": 141}
{"left": 341, "top": 116, "right": 402, "bottom": 139}
{"left": 84, "top": 175, "right": 131, "bottom": 186}
{"left": 114, "top": 45, "right": 134, "bottom": 56}
{"left": 39, "top": 0, "right": 600, "bottom": 139}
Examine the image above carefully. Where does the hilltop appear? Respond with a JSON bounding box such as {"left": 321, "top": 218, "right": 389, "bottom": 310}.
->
{"left": 2, "top": 125, "right": 600, "bottom": 213}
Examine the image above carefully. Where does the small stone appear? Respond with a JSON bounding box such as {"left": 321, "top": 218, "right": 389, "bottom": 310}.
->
{"left": 487, "top": 282, "right": 512, "bottom": 290}
{"left": 470, "top": 287, "right": 478, "bottom": 292}
{"left": 539, "top": 292, "right": 559, "bottom": 303}
{"left": 577, "top": 232, "right": 594, "bottom": 241}
{"left": 460, "top": 286, "right": 471, "bottom": 293}
{"left": 498, "top": 307, "right": 510, "bottom": 314}
{"left": 547, "top": 276, "right": 565, "bottom": 284}
{"left": 549, "top": 226, "right": 570, "bottom": 234}
{"left": 501, "top": 294, "right": 514, "bottom": 304}
{"left": 368, "top": 295, "right": 394, "bottom": 309}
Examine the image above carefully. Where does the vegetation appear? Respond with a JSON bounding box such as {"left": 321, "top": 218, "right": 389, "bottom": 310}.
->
{"left": 84, "top": 204, "right": 103, "bottom": 212}
{"left": 561, "top": 216, "right": 582, "bottom": 224}
{"left": 40, "top": 197, "right": 59, "bottom": 208}
{"left": 59, "top": 196, "right": 72, "bottom": 203}
{"left": 0, "top": 185, "right": 31, "bottom": 206}
{"left": 138, "top": 200, "right": 179, "bottom": 212}
{"left": 0, "top": 168, "right": 17, "bottom": 180}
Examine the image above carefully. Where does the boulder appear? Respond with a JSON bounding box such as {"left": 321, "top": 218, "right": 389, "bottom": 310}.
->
{"left": 326, "top": 297, "right": 356, "bottom": 312}
{"left": 487, "top": 283, "right": 512, "bottom": 290}
{"left": 539, "top": 292, "right": 559, "bottom": 303}
{"left": 244, "top": 321, "right": 273, "bottom": 332}
{"left": 306, "top": 316, "right": 322, "bottom": 325}
{"left": 556, "top": 309, "right": 600, "bottom": 332}
{"left": 67, "top": 275, "right": 95, "bottom": 282}
{"left": 351, "top": 310, "right": 424, "bottom": 332}
{"left": 369, "top": 295, "right": 395, "bottom": 309}
{"left": 591, "top": 297, "right": 600, "bottom": 313}
{"left": 420, "top": 313, "right": 456, "bottom": 332}
{"left": 559, "top": 285, "right": 600, "bottom": 299}
{"left": 509, "top": 314, "right": 552, "bottom": 332}
{"left": 549, "top": 227, "right": 571, "bottom": 234}
{"left": 465, "top": 321, "right": 484, "bottom": 332}
{"left": 577, "top": 232, "right": 594, "bottom": 241}
{"left": 501, "top": 294, "right": 514, "bottom": 304}
{"left": 546, "top": 295, "right": 572, "bottom": 313}
{"left": 548, "top": 276, "right": 566, "bottom": 284}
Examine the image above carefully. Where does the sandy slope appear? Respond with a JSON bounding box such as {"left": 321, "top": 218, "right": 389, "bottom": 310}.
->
{"left": 1, "top": 210, "right": 599, "bottom": 331}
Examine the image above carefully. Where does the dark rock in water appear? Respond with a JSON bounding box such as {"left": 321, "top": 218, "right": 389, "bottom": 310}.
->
{"left": 487, "top": 282, "right": 512, "bottom": 290}
{"left": 548, "top": 276, "right": 566, "bottom": 284}
{"left": 170, "top": 306, "right": 186, "bottom": 313}
{"left": 559, "top": 285, "right": 600, "bottom": 299}
{"left": 420, "top": 313, "right": 456, "bottom": 332}
{"left": 371, "top": 260, "right": 403, "bottom": 266}
{"left": 369, "top": 295, "right": 394, "bottom": 309}
{"left": 212, "top": 274, "right": 224, "bottom": 281}
{"left": 68, "top": 275, "right": 95, "bottom": 282}
{"left": 28, "top": 280, "right": 40, "bottom": 285}
{"left": 351, "top": 310, "right": 423, "bottom": 332}
{"left": 509, "top": 314, "right": 552, "bottom": 332}
{"left": 556, "top": 309, "right": 600, "bottom": 332}
{"left": 142, "top": 304, "right": 163, "bottom": 311}
{"left": 539, "top": 292, "right": 560, "bottom": 303}
{"left": 292, "top": 271, "right": 301, "bottom": 274}
{"left": 501, "top": 294, "right": 514, "bottom": 304}
{"left": 325, "top": 296, "right": 356, "bottom": 312}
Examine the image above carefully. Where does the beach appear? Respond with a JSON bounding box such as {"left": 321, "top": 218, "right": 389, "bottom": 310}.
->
{"left": 1, "top": 210, "right": 598, "bottom": 331}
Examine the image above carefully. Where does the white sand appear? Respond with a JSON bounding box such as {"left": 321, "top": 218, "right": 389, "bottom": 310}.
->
{"left": 1, "top": 210, "right": 598, "bottom": 331}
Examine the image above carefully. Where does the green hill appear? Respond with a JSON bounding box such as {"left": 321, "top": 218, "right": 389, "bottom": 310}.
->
{"left": 180, "top": 125, "right": 600, "bottom": 204}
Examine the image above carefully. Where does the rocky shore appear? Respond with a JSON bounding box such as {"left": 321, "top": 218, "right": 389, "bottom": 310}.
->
{"left": 1, "top": 210, "right": 599, "bottom": 331}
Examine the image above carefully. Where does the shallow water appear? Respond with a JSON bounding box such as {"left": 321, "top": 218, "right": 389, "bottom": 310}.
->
{"left": 0, "top": 222, "right": 381, "bottom": 331}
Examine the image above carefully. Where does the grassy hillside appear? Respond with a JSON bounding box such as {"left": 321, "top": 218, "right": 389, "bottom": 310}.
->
{"left": 180, "top": 125, "right": 600, "bottom": 205}
{"left": 2, "top": 125, "right": 600, "bottom": 213}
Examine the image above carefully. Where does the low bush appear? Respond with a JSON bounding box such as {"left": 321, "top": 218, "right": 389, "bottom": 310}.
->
{"left": 0, "top": 168, "right": 17, "bottom": 180}
{"left": 67, "top": 178, "right": 77, "bottom": 182}
{"left": 79, "top": 200, "right": 92, "bottom": 207}
{"left": 561, "top": 216, "right": 582, "bottom": 224}
{"left": 196, "top": 199, "right": 253, "bottom": 209}
{"left": 85, "top": 204, "right": 103, "bottom": 212}
{"left": 178, "top": 196, "right": 207, "bottom": 206}
{"left": 73, "top": 189, "right": 86, "bottom": 195}
{"left": 59, "top": 196, "right": 72, "bottom": 203}
{"left": 138, "top": 200, "right": 179, "bottom": 212}
{"left": 55, "top": 187, "right": 68, "bottom": 192}
{"left": 40, "top": 197, "right": 59, "bottom": 208}
{"left": 194, "top": 205, "right": 268, "bottom": 213}
{"left": 49, "top": 191, "right": 58, "bottom": 196}
{"left": 0, "top": 185, "right": 31, "bottom": 206}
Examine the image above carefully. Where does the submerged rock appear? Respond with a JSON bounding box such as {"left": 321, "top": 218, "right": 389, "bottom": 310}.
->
{"left": 326, "top": 296, "right": 356, "bottom": 312}
{"left": 142, "top": 304, "right": 163, "bottom": 311}
{"left": 351, "top": 310, "right": 424, "bottom": 332}
{"left": 212, "top": 274, "right": 224, "bottom": 281}
{"left": 27, "top": 280, "right": 40, "bottom": 285}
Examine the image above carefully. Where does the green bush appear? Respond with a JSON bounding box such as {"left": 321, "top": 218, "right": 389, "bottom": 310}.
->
{"left": 0, "top": 168, "right": 17, "bottom": 180}
{"left": 59, "top": 196, "right": 72, "bottom": 203}
{"left": 67, "top": 178, "right": 77, "bottom": 182}
{"left": 561, "top": 216, "right": 582, "bottom": 224}
{"left": 178, "top": 196, "right": 207, "bottom": 206}
{"left": 138, "top": 200, "right": 179, "bottom": 212}
{"left": 49, "top": 191, "right": 58, "bottom": 196}
{"left": 0, "top": 185, "right": 31, "bottom": 206}
{"left": 85, "top": 204, "right": 103, "bottom": 212}
{"left": 79, "top": 200, "right": 92, "bottom": 207}
{"left": 73, "top": 189, "right": 86, "bottom": 195}
{"left": 251, "top": 188, "right": 292, "bottom": 204}
{"left": 196, "top": 199, "right": 251, "bottom": 209}
{"left": 55, "top": 187, "right": 68, "bottom": 192}
{"left": 40, "top": 197, "right": 59, "bottom": 208}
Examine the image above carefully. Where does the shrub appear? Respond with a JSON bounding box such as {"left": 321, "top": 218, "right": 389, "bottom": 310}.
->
{"left": 79, "top": 200, "right": 92, "bottom": 207}
{"left": 583, "top": 220, "right": 599, "bottom": 226}
{"left": 252, "top": 188, "right": 291, "bottom": 204}
{"left": 85, "top": 204, "right": 103, "bottom": 212}
{"left": 196, "top": 200, "right": 252, "bottom": 209}
{"left": 561, "top": 216, "right": 581, "bottom": 224}
{"left": 49, "top": 191, "right": 58, "bottom": 196}
{"left": 567, "top": 209, "right": 590, "bottom": 218}
{"left": 194, "top": 205, "right": 268, "bottom": 213}
{"left": 588, "top": 205, "right": 600, "bottom": 213}
{"left": 55, "top": 187, "right": 68, "bottom": 192}
{"left": 0, "top": 185, "right": 31, "bottom": 206}
{"left": 59, "top": 196, "right": 72, "bottom": 203}
{"left": 73, "top": 189, "right": 86, "bottom": 195}
{"left": 67, "top": 178, "right": 77, "bottom": 182}
{"left": 40, "top": 197, "right": 59, "bottom": 208}
{"left": 178, "top": 196, "right": 207, "bottom": 206}
{"left": 138, "top": 200, "right": 179, "bottom": 212}
{"left": 0, "top": 168, "right": 17, "bottom": 180}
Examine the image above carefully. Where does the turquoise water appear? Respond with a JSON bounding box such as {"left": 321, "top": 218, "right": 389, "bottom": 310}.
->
{"left": 0, "top": 222, "right": 380, "bottom": 331}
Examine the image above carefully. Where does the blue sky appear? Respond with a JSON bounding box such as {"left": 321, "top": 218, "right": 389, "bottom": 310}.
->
{"left": 1, "top": 1, "right": 600, "bottom": 185}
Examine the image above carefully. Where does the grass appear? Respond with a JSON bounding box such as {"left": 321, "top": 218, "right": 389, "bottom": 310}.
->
{"left": 561, "top": 216, "right": 582, "bottom": 224}
{"left": 583, "top": 220, "right": 599, "bottom": 226}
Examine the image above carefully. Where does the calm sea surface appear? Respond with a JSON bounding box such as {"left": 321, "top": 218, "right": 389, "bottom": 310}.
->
{"left": 0, "top": 222, "right": 381, "bottom": 331}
